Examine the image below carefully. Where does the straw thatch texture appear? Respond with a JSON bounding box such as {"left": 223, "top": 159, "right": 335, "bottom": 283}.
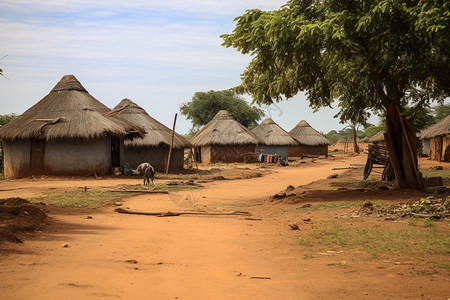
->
{"left": 0, "top": 75, "right": 135, "bottom": 141}
{"left": 289, "top": 120, "right": 331, "bottom": 146}
{"left": 252, "top": 118, "right": 298, "bottom": 146}
{"left": 190, "top": 110, "right": 263, "bottom": 146}
{"left": 368, "top": 131, "right": 385, "bottom": 143}
{"left": 420, "top": 115, "right": 450, "bottom": 139}
{"left": 111, "top": 99, "right": 191, "bottom": 149}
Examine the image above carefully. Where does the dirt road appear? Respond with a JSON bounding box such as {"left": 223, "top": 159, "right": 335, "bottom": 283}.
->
{"left": 0, "top": 156, "right": 448, "bottom": 299}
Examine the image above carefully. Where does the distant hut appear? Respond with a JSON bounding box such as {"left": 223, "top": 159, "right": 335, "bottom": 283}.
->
{"left": 0, "top": 75, "right": 141, "bottom": 178}
{"left": 190, "top": 110, "right": 262, "bottom": 163}
{"left": 288, "top": 120, "right": 331, "bottom": 157}
{"left": 368, "top": 131, "right": 386, "bottom": 146}
{"left": 252, "top": 118, "right": 298, "bottom": 158}
{"left": 111, "top": 99, "right": 192, "bottom": 172}
{"left": 420, "top": 115, "right": 450, "bottom": 161}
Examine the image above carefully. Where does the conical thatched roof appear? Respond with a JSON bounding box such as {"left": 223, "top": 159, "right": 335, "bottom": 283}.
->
{"left": 368, "top": 130, "right": 385, "bottom": 143}
{"left": 289, "top": 120, "right": 331, "bottom": 146}
{"left": 190, "top": 110, "right": 263, "bottom": 146}
{"left": 0, "top": 75, "right": 141, "bottom": 141}
{"left": 252, "top": 118, "right": 298, "bottom": 146}
{"left": 111, "top": 98, "right": 191, "bottom": 149}
{"left": 420, "top": 115, "right": 450, "bottom": 139}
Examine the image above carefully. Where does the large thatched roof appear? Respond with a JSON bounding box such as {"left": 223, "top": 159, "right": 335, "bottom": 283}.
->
{"left": 190, "top": 110, "right": 263, "bottom": 146}
{"left": 420, "top": 115, "right": 450, "bottom": 139}
{"left": 252, "top": 118, "right": 298, "bottom": 146}
{"left": 0, "top": 75, "right": 141, "bottom": 141}
{"left": 111, "top": 98, "right": 191, "bottom": 149}
{"left": 289, "top": 120, "right": 331, "bottom": 146}
{"left": 368, "top": 131, "right": 385, "bottom": 143}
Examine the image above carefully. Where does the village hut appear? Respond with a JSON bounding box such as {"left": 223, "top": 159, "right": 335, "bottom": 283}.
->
{"left": 111, "top": 99, "right": 192, "bottom": 172}
{"left": 288, "top": 120, "right": 331, "bottom": 157}
{"left": 367, "top": 131, "right": 386, "bottom": 146}
{"left": 419, "top": 115, "right": 450, "bottom": 161}
{"left": 190, "top": 110, "right": 263, "bottom": 163}
{"left": 0, "top": 75, "right": 142, "bottom": 178}
{"left": 251, "top": 118, "right": 298, "bottom": 158}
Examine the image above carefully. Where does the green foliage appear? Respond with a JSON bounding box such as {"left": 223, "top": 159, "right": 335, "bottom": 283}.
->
{"left": 303, "top": 253, "right": 314, "bottom": 259}
{"left": 182, "top": 130, "right": 198, "bottom": 140}
{"left": 180, "top": 90, "right": 265, "bottom": 130}
{"left": 0, "top": 113, "right": 18, "bottom": 126}
{"left": 423, "top": 218, "right": 436, "bottom": 227}
{"left": 222, "top": 0, "right": 449, "bottom": 124}
{"left": 433, "top": 104, "right": 450, "bottom": 123}
{"left": 364, "top": 124, "right": 384, "bottom": 137}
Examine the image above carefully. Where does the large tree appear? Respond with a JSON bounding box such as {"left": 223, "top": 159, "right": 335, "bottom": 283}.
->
{"left": 222, "top": 0, "right": 449, "bottom": 189}
{"left": 180, "top": 90, "right": 265, "bottom": 131}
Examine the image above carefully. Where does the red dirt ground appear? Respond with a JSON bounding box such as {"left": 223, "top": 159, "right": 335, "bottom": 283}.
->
{"left": 0, "top": 154, "right": 448, "bottom": 299}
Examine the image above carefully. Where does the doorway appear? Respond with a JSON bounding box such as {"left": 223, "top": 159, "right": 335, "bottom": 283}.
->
{"left": 30, "top": 139, "right": 45, "bottom": 169}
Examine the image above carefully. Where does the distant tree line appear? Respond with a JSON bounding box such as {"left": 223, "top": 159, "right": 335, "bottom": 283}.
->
{"left": 325, "top": 104, "right": 450, "bottom": 143}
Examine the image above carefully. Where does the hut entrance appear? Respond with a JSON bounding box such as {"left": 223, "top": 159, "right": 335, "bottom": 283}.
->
{"left": 30, "top": 139, "right": 45, "bottom": 169}
{"left": 111, "top": 137, "right": 120, "bottom": 168}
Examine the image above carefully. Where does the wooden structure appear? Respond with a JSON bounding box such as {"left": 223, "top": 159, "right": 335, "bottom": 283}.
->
{"left": 420, "top": 115, "right": 450, "bottom": 162}
{"left": 0, "top": 75, "right": 142, "bottom": 178}
{"left": 110, "top": 99, "right": 191, "bottom": 172}
{"left": 190, "top": 110, "right": 263, "bottom": 163}
{"left": 364, "top": 144, "right": 394, "bottom": 181}
{"left": 288, "top": 120, "right": 331, "bottom": 158}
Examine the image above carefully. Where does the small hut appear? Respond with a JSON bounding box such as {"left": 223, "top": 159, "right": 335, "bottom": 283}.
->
{"left": 288, "top": 120, "right": 331, "bottom": 157}
{"left": 111, "top": 99, "right": 192, "bottom": 172}
{"left": 367, "top": 131, "right": 386, "bottom": 146}
{"left": 0, "top": 75, "right": 141, "bottom": 178}
{"left": 252, "top": 118, "right": 298, "bottom": 158}
{"left": 420, "top": 115, "right": 450, "bottom": 161}
{"left": 190, "top": 110, "right": 262, "bottom": 163}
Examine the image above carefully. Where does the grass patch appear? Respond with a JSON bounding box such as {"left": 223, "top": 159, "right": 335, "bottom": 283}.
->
{"left": 422, "top": 170, "right": 450, "bottom": 179}
{"left": 277, "top": 200, "right": 382, "bottom": 214}
{"left": 29, "top": 188, "right": 126, "bottom": 207}
{"left": 351, "top": 178, "right": 380, "bottom": 188}
{"left": 297, "top": 225, "right": 450, "bottom": 258}
{"left": 434, "top": 262, "right": 450, "bottom": 269}
{"left": 328, "top": 261, "right": 347, "bottom": 266}
{"left": 423, "top": 218, "right": 436, "bottom": 228}
{"left": 303, "top": 253, "right": 314, "bottom": 259}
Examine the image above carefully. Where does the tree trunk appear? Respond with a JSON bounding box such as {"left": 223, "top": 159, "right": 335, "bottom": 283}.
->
{"left": 352, "top": 125, "right": 359, "bottom": 154}
{"left": 384, "top": 103, "right": 423, "bottom": 189}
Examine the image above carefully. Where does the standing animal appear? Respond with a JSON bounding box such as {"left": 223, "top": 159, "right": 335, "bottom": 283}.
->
{"left": 136, "top": 162, "right": 155, "bottom": 186}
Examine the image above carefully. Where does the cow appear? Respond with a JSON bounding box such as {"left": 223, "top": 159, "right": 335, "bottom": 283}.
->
{"left": 136, "top": 162, "right": 155, "bottom": 186}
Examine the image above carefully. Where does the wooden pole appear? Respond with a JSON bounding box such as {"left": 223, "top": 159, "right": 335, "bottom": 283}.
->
{"left": 166, "top": 113, "right": 177, "bottom": 175}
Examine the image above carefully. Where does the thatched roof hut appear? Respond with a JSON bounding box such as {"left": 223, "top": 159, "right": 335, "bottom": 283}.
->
{"left": 419, "top": 115, "right": 450, "bottom": 161}
{"left": 110, "top": 99, "right": 192, "bottom": 171}
{"left": 367, "top": 131, "right": 385, "bottom": 144}
{"left": 113, "top": 99, "right": 191, "bottom": 149}
{"left": 289, "top": 120, "right": 331, "bottom": 146}
{"left": 288, "top": 120, "right": 331, "bottom": 157}
{"left": 252, "top": 118, "right": 298, "bottom": 158}
{"left": 191, "top": 110, "right": 262, "bottom": 163}
{"left": 252, "top": 118, "right": 298, "bottom": 146}
{"left": 0, "top": 75, "right": 138, "bottom": 141}
{"left": 0, "top": 75, "right": 140, "bottom": 177}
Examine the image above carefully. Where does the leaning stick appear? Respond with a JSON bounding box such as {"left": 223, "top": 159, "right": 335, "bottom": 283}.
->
{"left": 166, "top": 113, "right": 177, "bottom": 175}
{"left": 115, "top": 208, "right": 251, "bottom": 216}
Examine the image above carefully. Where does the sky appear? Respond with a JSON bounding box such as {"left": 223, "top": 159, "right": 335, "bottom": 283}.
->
{"left": 0, "top": 0, "right": 383, "bottom": 135}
